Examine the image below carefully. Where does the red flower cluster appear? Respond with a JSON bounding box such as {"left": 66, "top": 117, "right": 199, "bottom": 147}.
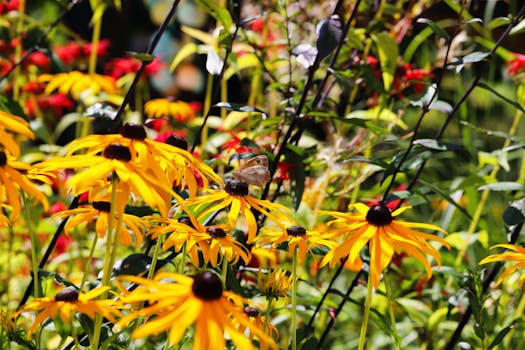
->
{"left": 0, "top": 0, "right": 19, "bottom": 13}
{"left": 25, "top": 93, "right": 74, "bottom": 118}
{"left": 55, "top": 39, "right": 111, "bottom": 66}
{"left": 506, "top": 53, "right": 525, "bottom": 77}
{"left": 104, "top": 56, "right": 163, "bottom": 79}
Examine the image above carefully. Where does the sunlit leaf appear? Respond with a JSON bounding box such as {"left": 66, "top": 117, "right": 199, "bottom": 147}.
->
{"left": 194, "top": 0, "right": 233, "bottom": 29}
{"left": 372, "top": 32, "right": 399, "bottom": 91}
{"left": 416, "top": 18, "right": 450, "bottom": 41}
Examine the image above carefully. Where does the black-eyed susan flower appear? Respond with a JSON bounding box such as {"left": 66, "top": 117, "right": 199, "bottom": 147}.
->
{"left": 232, "top": 306, "right": 279, "bottom": 350}
{"left": 53, "top": 201, "right": 148, "bottom": 247}
{"left": 38, "top": 143, "right": 173, "bottom": 216}
{"left": 321, "top": 203, "right": 450, "bottom": 289}
{"left": 144, "top": 98, "right": 196, "bottom": 123}
{"left": 0, "top": 151, "right": 49, "bottom": 219}
{"left": 147, "top": 216, "right": 210, "bottom": 266}
{"left": 63, "top": 123, "right": 222, "bottom": 196}
{"left": 257, "top": 225, "right": 337, "bottom": 262}
{"left": 257, "top": 268, "right": 292, "bottom": 301}
{"left": 186, "top": 179, "right": 293, "bottom": 243}
{"left": 16, "top": 286, "right": 122, "bottom": 337}
{"left": 200, "top": 225, "right": 251, "bottom": 267}
{"left": 37, "top": 71, "right": 118, "bottom": 99}
{"left": 0, "top": 111, "right": 35, "bottom": 157}
{"left": 479, "top": 244, "right": 525, "bottom": 287}
{"left": 116, "top": 271, "right": 277, "bottom": 350}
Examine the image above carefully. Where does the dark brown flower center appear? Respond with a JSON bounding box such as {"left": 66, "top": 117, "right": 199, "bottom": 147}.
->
{"left": 244, "top": 306, "right": 259, "bottom": 317}
{"left": 165, "top": 135, "right": 188, "bottom": 150}
{"left": 206, "top": 226, "right": 227, "bottom": 238}
{"left": 192, "top": 271, "right": 223, "bottom": 301}
{"left": 225, "top": 179, "right": 249, "bottom": 196}
{"left": 178, "top": 216, "right": 194, "bottom": 228}
{"left": 92, "top": 201, "right": 111, "bottom": 212}
{"left": 286, "top": 225, "right": 307, "bottom": 236}
{"left": 0, "top": 151, "right": 6, "bottom": 166}
{"left": 54, "top": 288, "right": 79, "bottom": 302}
{"left": 120, "top": 123, "right": 147, "bottom": 140}
{"left": 366, "top": 204, "right": 393, "bottom": 226}
{"left": 103, "top": 144, "right": 132, "bottom": 161}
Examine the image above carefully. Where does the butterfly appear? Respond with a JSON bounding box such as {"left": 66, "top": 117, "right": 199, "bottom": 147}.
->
{"left": 232, "top": 155, "right": 271, "bottom": 187}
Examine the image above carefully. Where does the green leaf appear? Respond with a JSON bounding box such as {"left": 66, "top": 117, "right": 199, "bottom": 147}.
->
{"left": 418, "top": 179, "right": 472, "bottom": 220}
{"left": 448, "top": 51, "right": 490, "bottom": 73}
{"left": 416, "top": 18, "right": 450, "bottom": 41}
{"left": 478, "top": 182, "right": 524, "bottom": 191}
{"left": 476, "top": 82, "right": 525, "bottom": 113}
{"left": 488, "top": 322, "right": 517, "bottom": 350}
{"left": 487, "top": 17, "right": 511, "bottom": 30}
{"left": 0, "top": 95, "right": 27, "bottom": 120}
{"left": 214, "top": 102, "right": 266, "bottom": 114}
{"left": 372, "top": 32, "right": 399, "bottom": 91}
{"left": 413, "top": 139, "right": 463, "bottom": 152}
{"left": 195, "top": 0, "right": 233, "bottom": 29}
{"left": 125, "top": 51, "right": 155, "bottom": 63}
{"left": 170, "top": 42, "right": 199, "bottom": 72}
{"left": 113, "top": 253, "right": 152, "bottom": 276}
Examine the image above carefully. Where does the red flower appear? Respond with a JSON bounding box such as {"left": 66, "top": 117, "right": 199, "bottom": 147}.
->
{"left": 55, "top": 41, "right": 83, "bottom": 65}
{"left": 0, "top": 0, "right": 19, "bottom": 13}
{"left": 25, "top": 93, "right": 73, "bottom": 118}
{"left": 22, "top": 81, "right": 46, "bottom": 93}
{"left": 105, "top": 56, "right": 163, "bottom": 79}
{"left": 506, "top": 53, "right": 525, "bottom": 77}
{"left": 222, "top": 133, "right": 257, "bottom": 154}
{"left": 24, "top": 51, "right": 50, "bottom": 71}
{"left": 366, "top": 184, "right": 408, "bottom": 210}
{"left": 49, "top": 201, "right": 67, "bottom": 215}
{"left": 401, "top": 64, "right": 433, "bottom": 94}
{"left": 83, "top": 39, "right": 111, "bottom": 57}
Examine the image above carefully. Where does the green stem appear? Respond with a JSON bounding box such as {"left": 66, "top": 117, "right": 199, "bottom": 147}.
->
{"left": 88, "top": 13, "right": 102, "bottom": 76}
{"left": 383, "top": 272, "right": 399, "bottom": 350}
{"left": 22, "top": 193, "right": 39, "bottom": 298}
{"left": 357, "top": 271, "right": 374, "bottom": 350}
{"left": 291, "top": 246, "right": 298, "bottom": 350}
{"left": 147, "top": 237, "right": 163, "bottom": 279}
{"left": 221, "top": 257, "right": 228, "bottom": 287}
{"left": 178, "top": 244, "right": 187, "bottom": 275}
{"left": 80, "top": 234, "right": 99, "bottom": 290}
{"left": 91, "top": 175, "right": 119, "bottom": 350}
{"left": 263, "top": 296, "right": 274, "bottom": 334}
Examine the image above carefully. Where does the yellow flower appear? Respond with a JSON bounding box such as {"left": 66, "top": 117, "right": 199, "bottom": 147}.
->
{"left": 200, "top": 225, "right": 251, "bottom": 267}
{"left": 479, "top": 244, "right": 525, "bottom": 287}
{"left": 145, "top": 98, "right": 196, "bottom": 122}
{"left": 186, "top": 179, "right": 293, "bottom": 243}
{"left": 0, "top": 111, "right": 35, "bottom": 157}
{"left": 53, "top": 201, "right": 148, "bottom": 246}
{"left": 38, "top": 143, "right": 174, "bottom": 216}
{"left": 63, "top": 123, "right": 222, "bottom": 196}
{"left": 257, "top": 268, "right": 292, "bottom": 301}
{"left": 38, "top": 71, "right": 118, "bottom": 98}
{"left": 321, "top": 203, "right": 450, "bottom": 289}
{"left": 257, "top": 225, "right": 337, "bottom": 262}
{"left": 0, "top": 151, "right": 49, "bottom": 219}
{"left": 16, "top": 286, "right": 122, "bottom": 337}
{"left": 147, "top": 216, "right": 210, "bottom": 266}
{"left": 233, "top": 306, "right": 279, "bottom": 350}
{"left": 117, "top": 271, "right": 277, "bottom": 350}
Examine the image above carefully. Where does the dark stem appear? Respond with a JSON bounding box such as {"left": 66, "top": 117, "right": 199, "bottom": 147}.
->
{"left": 318, "top": 270, "right": 363, "bottom": 348}
{"left": 113, "top": 0, "right": 182, "bottom": 123}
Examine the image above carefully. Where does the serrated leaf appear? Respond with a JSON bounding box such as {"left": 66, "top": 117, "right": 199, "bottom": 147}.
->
{"left": 478, "top": 182, "right": 524, "bottom": 191}
{"left": 416, "top": 18, "right": 451, "bottom": 41}
{"left": 372, "top": 32, "right": 399, "bottom": 91}
{"left": 125, "top": 51, "right": 154, "bottom": 63}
